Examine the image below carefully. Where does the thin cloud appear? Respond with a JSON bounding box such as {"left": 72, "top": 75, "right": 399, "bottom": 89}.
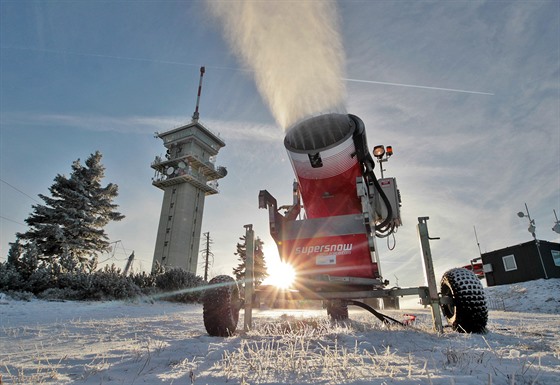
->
{"left": 1, "top": 112, "right": 284, "bottom": 144}
{"left": 1, "top": 112, "right": 175, "bottom": 134}
{"left": 207, "top": 119, "right": 282, "bottom": 142}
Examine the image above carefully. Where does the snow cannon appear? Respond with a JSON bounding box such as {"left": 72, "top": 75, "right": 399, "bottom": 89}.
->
{"left": 259, "top": 113, "right": 401, "bottom": 290}
{"left": 203, "top": 112, "right": 490, "bottom": 337}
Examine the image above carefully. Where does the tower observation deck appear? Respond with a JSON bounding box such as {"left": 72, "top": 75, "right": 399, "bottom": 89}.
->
{"left": 151, "top": 67, "right": 226, "bottom": 273}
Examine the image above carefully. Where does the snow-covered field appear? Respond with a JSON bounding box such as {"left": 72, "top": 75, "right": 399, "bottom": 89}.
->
{"left": 1, "top": 279, "right": 559, "bottom": 385}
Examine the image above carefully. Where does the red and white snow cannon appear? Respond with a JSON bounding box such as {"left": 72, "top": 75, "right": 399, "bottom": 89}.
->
{"left": 202, "top": 112, "right": 489, "bottom": 337}
{"left": 259, "top": 113, "right": 402, "bottom": 292}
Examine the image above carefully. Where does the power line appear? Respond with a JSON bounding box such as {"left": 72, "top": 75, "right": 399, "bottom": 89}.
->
{"left": 98, "top": 240, "right": 131, "bottom": 264}
{"left": 2, "top": 46, "right": 495, "bottom": 96}
{"left": 0, "top": 215, "right": 26, "bottom": 226}
{"left": 0, "top": 178, "right": 40, "bottom": 203}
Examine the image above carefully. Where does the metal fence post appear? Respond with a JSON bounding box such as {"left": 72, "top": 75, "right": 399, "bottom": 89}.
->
{"left": 244, "top": 224, "right": 255, "bottom": 332}
{"left": 417, "top": 217, "right": 444, "bottom": 333}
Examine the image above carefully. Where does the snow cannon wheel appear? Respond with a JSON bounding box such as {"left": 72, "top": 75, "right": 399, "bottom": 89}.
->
{"left": 203, "top": 275, "right": 241, "bottom": 337}
{"left": 440, "top": 268, "right": 488, "bottom": 334}
{"left": 326, "top": 300, "right": 349, "bottom": 321}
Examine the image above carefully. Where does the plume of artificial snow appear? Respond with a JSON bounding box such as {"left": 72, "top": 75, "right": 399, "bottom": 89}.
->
{"left": 207, "top": 0, "right": 347, "bottom": 130}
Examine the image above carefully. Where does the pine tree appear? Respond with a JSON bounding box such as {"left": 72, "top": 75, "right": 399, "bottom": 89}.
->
{"left": 19, "top": 242, "right": 40, "bottom": 279}
{"left": 232, "top": 235, "right": 268, "bottom": 286}
{"left": 6, "top": 239, "right": 23, "bottom": 266}
{"left": 5, "top": 238, "right": 39, "bottom": 282}
{"left": 17, "top": 151, "right": 124, "bottom": 269}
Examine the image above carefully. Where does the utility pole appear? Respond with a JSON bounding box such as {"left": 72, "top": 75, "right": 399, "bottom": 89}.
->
{"left": 201, "top": 232, "right": 213, "bottom": 282}
{"left": 123, "top": 251, "right": 135, "bottom": 276}
{"left": 473, "top": 226, "right": 482, "bottom": 257}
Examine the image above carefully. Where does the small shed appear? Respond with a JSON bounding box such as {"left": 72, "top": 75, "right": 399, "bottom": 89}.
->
{"left": 481, "top": 240, "right": 560, "bottom": 286}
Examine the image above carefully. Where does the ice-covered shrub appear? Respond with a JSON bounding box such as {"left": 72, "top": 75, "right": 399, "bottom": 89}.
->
{"left": 0, "top": 290, "right": 35, "bottom": 301}
{"left": 0, "top": 262, "right": 24, "bottom": 291}
{"left": 88, "top": 264, "right": 142, "bottom": 300}
{"left": 1, "top": 258, "right": 209, "bottom": 302}
{"left": 155, "top": 267, "right": 205, "bottom": 303}
{"left": 37, "top": 287, "right": 82, "bottom": 301}
{"left": 55, "top": 271, "right": 93, "bottom": 299}
{"left": 26, "top": 265, "right": 56, "bottom": 294}
{"left": 131, "top": 270, "right": 158, "bottom": 295}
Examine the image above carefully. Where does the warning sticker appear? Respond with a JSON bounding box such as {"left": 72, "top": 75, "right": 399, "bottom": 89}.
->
{"left": 316, "top": 255, "right": 336, "bottom": 265}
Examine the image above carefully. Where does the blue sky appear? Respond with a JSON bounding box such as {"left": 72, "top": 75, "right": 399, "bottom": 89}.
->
{"left": 1, "top": 1, "right": 558, "bottom": 289}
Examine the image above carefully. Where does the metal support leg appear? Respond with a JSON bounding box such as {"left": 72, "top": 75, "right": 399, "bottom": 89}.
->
{"left": 417, "top": 217, "right": 444, "bottom": 333}
{"left": 244, "top": 224, "right": 255, "bottom": 332}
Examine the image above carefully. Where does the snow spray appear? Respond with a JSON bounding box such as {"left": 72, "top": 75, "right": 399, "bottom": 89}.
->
{"left": 206, "top": 0, "right": 347, "bottom": 130}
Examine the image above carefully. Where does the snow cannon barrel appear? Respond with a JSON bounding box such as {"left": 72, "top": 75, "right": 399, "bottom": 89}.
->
{"left": 284, "top": 113, "right": 369, "bottom": 219}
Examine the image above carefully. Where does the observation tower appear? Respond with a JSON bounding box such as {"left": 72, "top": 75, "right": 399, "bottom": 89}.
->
{"left": 151, "top": 67, "right": 226, "bottom": 273}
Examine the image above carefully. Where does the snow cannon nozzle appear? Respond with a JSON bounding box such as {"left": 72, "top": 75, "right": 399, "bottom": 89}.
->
{"left": 283, "top": 113, "right": 371, "bottom": 219}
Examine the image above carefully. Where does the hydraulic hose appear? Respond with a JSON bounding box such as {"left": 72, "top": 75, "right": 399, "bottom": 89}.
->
{"left": 348, "top": 114, "right": 395, "bottom": 235}
{"left": 365, "top": 153, "right": 394, "bottom": 234}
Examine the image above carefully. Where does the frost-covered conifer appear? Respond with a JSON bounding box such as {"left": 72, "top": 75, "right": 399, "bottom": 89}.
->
{"left": 6, "top": 238, "right": 23, "bottom": 266}
{"left": 17, "top": 151, "right": 124, "bottom": 270}
{"left": 232, "top": 236, "right": 268, "bottom": 286}
{"left": 19, "top": 241, "right": 40, "bottom": 278}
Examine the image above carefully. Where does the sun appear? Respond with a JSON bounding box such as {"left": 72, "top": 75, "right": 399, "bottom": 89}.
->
{"left": 265, "top": 261, "right": 296, "bottom": 290}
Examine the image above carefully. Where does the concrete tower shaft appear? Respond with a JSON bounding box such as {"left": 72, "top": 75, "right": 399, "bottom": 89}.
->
{"left": 151, "top": 120, "right": 226, "bottom": 273}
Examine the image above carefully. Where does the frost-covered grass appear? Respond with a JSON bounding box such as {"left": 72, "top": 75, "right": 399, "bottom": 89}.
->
{"left": 219, "top": 316, "right": 433, "bottom": 384}
{"left": 1, "top": 279, "right": 559, "bottom": 384}
{"left": 215, "top": 310, "right": 559, "bottom": 385}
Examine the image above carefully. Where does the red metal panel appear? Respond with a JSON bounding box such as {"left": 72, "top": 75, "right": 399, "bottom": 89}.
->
{"left": 280, "top": 233, "right": 378, "bottom": 279}
{"left": 297, "top": 163, "right": 363, "bottom": 218}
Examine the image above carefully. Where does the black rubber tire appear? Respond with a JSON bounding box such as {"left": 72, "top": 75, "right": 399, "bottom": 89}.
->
{"left": 440, "top": 268, "right": 488, "bottom": 333}
{"left": 326, "top": 300, "right": 349, "bottom": 321}
{"left": 203, "top": 275, "right": 241, "bottom": 337}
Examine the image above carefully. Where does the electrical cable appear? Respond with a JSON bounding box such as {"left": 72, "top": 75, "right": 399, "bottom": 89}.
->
{"left": 0, "top": 215, "right": 26, "bottom": 226}
{"left": 356, "top": 150, "right": 395, "bottom": 237}
{"left": 366, "top": 158, "right": 395, "bottom": 235}
{"left": 386, "top": 232, "right": 396, "bottom": 250}
{"left": 0, "top": 178, "right": 41, "bottom": 203}
{"left": 349, "top": 113, "right": 395, "bottom": 236}
{"left": 347, "top": 300, "right": 405, "bottom": 326}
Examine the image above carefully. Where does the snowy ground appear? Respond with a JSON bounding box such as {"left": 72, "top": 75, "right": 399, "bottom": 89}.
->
{"left": 1, "top": 279, "right": 559, "bottom": 385}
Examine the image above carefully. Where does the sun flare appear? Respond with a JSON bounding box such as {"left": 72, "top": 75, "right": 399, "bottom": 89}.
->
{"left": 267, "top": 261, "right": 296, "bottom": 289}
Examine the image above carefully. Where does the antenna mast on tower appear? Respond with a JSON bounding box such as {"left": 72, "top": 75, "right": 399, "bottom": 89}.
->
{"left": 192, "top": 66, "right": 206, "bottom": 122}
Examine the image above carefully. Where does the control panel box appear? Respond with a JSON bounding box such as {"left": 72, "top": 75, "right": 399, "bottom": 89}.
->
{"left": 378, "top": 177, "right": 402, "bottom": 226}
